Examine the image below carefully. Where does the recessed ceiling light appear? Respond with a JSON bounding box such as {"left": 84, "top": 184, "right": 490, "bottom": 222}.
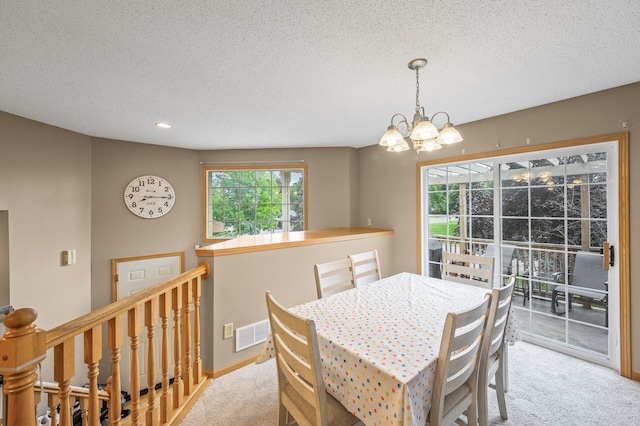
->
{"left": 155, "top": 122, "right": 172, "bottom": 129}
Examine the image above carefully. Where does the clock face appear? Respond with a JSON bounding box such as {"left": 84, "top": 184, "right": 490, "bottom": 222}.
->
{"left": 123, "top": 175, "right": 175, "bottom": 219}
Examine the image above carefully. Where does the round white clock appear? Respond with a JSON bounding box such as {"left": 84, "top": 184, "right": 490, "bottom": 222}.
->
{"left": 123, "top": 175, "right": 175, "bottom": 219}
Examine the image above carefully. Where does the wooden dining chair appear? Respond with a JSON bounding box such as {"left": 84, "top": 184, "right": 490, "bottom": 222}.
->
{"left": 427, "top": 295, "right": 491, "bottom": 426}
{"left": 314, "top": 258, "right": 355, "bottom": 298}
{"left": 265, "top": 291, "right": 362, "bottom": 426}
{"left": 348, "top": 249, "right": 381, "bottom": 286}
{"left": 442, "top": 252, "right": 495, "bottom": 289}
{"left": 478, "top": 276, "right": 515, "bottom": 426}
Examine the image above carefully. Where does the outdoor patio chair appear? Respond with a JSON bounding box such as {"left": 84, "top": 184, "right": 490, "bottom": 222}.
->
{"left": 551, "top": 251, "right": 608, "bottom": 326}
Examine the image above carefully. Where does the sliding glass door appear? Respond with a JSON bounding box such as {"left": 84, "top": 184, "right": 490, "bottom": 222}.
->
{"left": 420, "top": 142, "right": 619, "bottom": 368}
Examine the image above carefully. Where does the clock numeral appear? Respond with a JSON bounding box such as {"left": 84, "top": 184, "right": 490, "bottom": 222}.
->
{"left": 128, "top": 193, "right": 134, "bottom": 199}
{"left": 148, "top": 210, "right": 154, "bottom": 216}
{"left": 164, "top": 201, "right": 169, "bottom": 207}
{"left": 137, "top": 180, "right": 145, "bottom": 187}
{"left": 138, "top": 207, "right": 144, "bottom": 214}
{"left": 131, "top": 202, "right": 137, "bottom": 208}
{"left": 158, "top": 207, "right": 163, "bottom": 214}
{"left": 147, "top": 177, "right": 156, "bottom": 185}
{"left": 131, "top": 186, "right": 140, "bottom": 192}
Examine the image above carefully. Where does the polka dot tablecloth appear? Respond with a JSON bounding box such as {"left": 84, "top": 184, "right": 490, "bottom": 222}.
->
{"left": 257, "top": 272, "right": 521, "bottom": 425}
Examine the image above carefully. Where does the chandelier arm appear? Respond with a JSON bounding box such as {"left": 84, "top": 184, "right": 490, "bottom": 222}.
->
{"left": 390, "top": 113, "right": 411, "bottom": 132}
{"left": 430, "top": 111, "right": 452, "bottom": 126}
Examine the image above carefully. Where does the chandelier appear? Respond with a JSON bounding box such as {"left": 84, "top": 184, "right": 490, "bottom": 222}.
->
{"left": 379, "top": 58, "right": 463, "bottom": 153}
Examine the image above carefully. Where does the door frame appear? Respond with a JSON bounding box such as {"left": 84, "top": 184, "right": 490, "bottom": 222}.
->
{"left": 111, "top": 251, "right": 185, "bottom": 302}
{"left": 416, "top": 132, "right": 630, "bottom": 377}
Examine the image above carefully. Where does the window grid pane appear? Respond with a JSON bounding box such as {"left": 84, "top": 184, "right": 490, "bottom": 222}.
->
{"left": 206, "top": 167, "right": 305, "bottom": 238}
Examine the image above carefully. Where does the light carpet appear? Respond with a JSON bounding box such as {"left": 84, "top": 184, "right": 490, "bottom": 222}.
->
{"left": 181, "top": 342, "right": 640, "bottom": 425}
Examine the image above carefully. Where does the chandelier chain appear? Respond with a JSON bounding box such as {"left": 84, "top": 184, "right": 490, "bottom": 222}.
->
{"left": 415, "top": 67, "right": 420, "bottom": 114}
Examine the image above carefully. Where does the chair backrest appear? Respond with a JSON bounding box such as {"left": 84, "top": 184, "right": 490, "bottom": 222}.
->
{"left": 571, "top": 251, "right": 608, "bottom": 291}
{"left": 348, "top": 249, "right": 381, "bottom": 286}
{"left": 480, "top": 275, "right": 515, "bottom": 374}
{"left": 430, "top": 295, "right": 491, "bottom": 425}
{"left": 265, "top": 291, "right": 328, "bottom": 426}
{"left": 485, "top": 244, "right": 516, "bottom": 276}
{"left": 442, "top": 252, "right": 495, "bottom": 289}
{"left": 314, "top": 258, "right": 355, "bottom": 298}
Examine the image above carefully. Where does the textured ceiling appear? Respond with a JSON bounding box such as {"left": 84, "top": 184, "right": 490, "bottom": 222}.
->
{"left": 1, "top": 1, "right": 639, "bottom": 150}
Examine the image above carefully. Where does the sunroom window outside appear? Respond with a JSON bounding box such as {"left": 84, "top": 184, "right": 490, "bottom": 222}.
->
{"left": 421, "top": 146, "right": 615, "bottom": 364}
{"left": 204, "top": 166, "right": 305, "bottom": 240}
{"left": 423, "top": 162, "right": 495, "bottom": 279}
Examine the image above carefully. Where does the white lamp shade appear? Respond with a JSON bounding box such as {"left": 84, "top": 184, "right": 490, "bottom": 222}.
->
{"left": 419, "top": 140, "right": 443, "bottom": 152}
{"left": 410, "top": 119, "right": 438, "bottom": 141}
{"left": 379, "top": 126, "right": 405, "bottom": 147}
{"left": 436, "top": 124, "right": 463, "bottom": 144}
{"left": 386, "top": 139, "right": 410, "bottom": 152}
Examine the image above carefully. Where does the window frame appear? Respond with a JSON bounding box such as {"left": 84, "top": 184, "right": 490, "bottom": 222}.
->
{"left": 202, "top": 164, "right": 308, "bottom": 242}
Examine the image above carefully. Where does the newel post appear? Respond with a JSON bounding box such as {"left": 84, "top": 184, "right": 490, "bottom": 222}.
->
{"left": 0, "top": 308, "right": 47, "bottom": 426}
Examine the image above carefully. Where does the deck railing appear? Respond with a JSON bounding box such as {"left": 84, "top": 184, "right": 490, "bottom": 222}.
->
{"left": 0, "top": 260, "right": 211, "bottom": 426}
{"left": 432, "top": 236, "right": 604, "bottom": 305}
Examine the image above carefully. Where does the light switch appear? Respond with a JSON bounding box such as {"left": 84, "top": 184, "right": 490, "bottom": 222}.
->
{"left": 62, "top": 249, "right": 77, "bottom": 266}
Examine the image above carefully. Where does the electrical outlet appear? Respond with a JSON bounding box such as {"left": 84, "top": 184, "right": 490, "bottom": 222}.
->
{"left": 367, "top": 218, "right": 372, "bottom": 226}
{"left": 223, "top": 323, "right": 233, "bottom": 339}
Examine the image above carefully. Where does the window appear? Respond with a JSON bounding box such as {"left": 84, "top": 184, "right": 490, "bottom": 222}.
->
{"left": 203, "top": 165, "right": 307, "bottom": 240}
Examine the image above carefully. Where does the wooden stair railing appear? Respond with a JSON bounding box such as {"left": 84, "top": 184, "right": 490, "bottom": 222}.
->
{"left": 0, "top": 260, "right": 211, "bottom": 426}
{"left": 35, "top": 381, "right": 110, "bottom": 425}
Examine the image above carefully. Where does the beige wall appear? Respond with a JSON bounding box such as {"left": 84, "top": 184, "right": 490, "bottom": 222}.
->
{"left": 0, "top": 111, "right": 92, "bottom": 329}
{"left": 197, "top": 147, "right": 359, "bottom": 231}
{"left": 204, "top": 235, "right": 393, "bottom": 369}
{"left": 357, "top": 82, "right": 640, "bottom": 374}
{"left": 90, "top": 138, "right": 202, "bottom": 308}
{"left": 0, "top": 211, "right": 8, "bottom": 307}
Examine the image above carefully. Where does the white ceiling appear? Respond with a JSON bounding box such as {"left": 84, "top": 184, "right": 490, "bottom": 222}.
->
{"left": 1, "top": 1, "right": 639, "bottom": 150}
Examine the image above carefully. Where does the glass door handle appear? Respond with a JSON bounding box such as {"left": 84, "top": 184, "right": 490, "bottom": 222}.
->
{"left": 601, "top": 242, "right": 614, "bottom": 270}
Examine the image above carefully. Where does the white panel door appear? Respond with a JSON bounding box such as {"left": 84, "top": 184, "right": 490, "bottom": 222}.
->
{"left": 116, "top": 254, "right": 182, "bottom": 393}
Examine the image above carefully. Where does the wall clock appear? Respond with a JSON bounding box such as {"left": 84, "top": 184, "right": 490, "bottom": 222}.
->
{"left": 123, "top": 175, "right": 175, "bottom": 219}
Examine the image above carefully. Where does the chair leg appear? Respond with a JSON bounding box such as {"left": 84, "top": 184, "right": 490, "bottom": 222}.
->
{"left": 495, "top": 361, "right": 509, "bottom": 420}
{"left": 278, "top": 403, "right": 288, "bottom": 426}
{"left": 478, "top": 375, "right": 489, "bottom": 426}
{"left": 468, "top": 390, "right": 478, "bottom": 426}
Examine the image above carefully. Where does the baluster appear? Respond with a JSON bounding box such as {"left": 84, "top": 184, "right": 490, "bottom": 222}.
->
{"left": 145, "top": 298, "right": 159, "bottom": 424}
{"left": 108, "top": 315, "right": 123, "bottom": 426}
{"left": 172, "top": 286, "right": 184, "bottom": 407}
{"left": 128, "top": 305, "right": 141, "bottom": 425}
{"left": 84, "top": 325, "right": 102, "bottom": 426}
{"left": 54, "top": 339, "right": 74, "bottom": 426}
{"left": 192, "top": 275, "right": 202, "bottom": 383}
{"left": 47, "top": 393, "right": 59, "bottom": 426}
{"left": 181, "top": 280, "right": 193, "bottom": 395}
{"left": 79, "top": 398, "right": 88, "bottom": 425}
{"left": 159, "top": 292, "right": 172, "bottom": 423}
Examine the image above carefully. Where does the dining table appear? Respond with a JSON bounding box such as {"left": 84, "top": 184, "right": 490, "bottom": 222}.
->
{"left": 256, "top": 272, "right": 521, "bottom": 426}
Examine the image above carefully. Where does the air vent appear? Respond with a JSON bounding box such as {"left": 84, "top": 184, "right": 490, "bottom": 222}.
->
{"left": 235, "top": 319, "right": 270, "bottom": 352}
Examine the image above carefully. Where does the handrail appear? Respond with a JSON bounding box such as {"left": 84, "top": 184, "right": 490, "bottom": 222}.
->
{"left": 0, "top": 260, "right": 211, "bottom": 426}
{"left": 46, "top": 260, "right": 210, "bottom": 348}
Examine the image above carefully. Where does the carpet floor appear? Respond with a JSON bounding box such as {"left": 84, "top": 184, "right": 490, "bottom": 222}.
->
{"left": 180, "top": 341, "right": 640, "bottom": 425}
